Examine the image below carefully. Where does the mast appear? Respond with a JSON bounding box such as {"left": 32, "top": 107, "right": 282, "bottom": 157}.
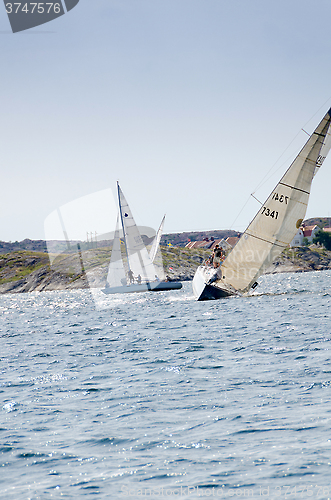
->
{"left": 117, "top": 181, "right": 131, "bottom": 273}
{"left": 216, "top": 107, "right": 331, "bottom": 293}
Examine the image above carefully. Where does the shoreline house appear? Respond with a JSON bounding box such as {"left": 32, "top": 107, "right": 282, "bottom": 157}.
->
{"left": 290, "top": 224, "right": 321, "bottom": 247}
{"left": 185, "top": 236, "right": 240, "bottom": 252}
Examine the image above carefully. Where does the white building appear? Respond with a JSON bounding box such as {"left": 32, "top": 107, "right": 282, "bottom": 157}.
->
{"left": 290, "top": 225, "right": 320, "bottom": 247}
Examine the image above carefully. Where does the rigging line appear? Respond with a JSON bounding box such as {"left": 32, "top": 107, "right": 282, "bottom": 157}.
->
{"left": 230, "top": 138, "right": 302, "bottom": 231}
{"left": 251, "top": 193, "right": 263, "bottom": 205}
{"left": 230, "top": 136, "right": 302, "bottom": 232}
{"left": 301, "top": 95, "right": 331, "bottom": 129}
{"left": 254, "top": 149, "right": 303, "bottom": 192}
{"left": 229, "top": 193, "right": 252, "bottom": 229}
{"left": 253, "top": 97, "right": 331, "bottom": 194}
{"left": 255, "top": 111, "right": 331, "bottom": 192}
{"left": 253, "top": 129, "right": 303, "bottom": 193}
{"left": 229, "top": 98, "right": 331, "bottom": 233}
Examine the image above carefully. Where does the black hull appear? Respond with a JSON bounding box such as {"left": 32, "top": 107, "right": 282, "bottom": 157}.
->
{"left": 102, "top": 281, "right": 182, "bottom": 295}
{"left": 197, "top": 283, "right": 234, "bottom": 301}
{"left": 193, "top": 265, "right": 237, "bottom": 301}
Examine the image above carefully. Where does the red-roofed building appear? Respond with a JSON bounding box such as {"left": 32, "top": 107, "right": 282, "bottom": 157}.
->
{"left": 185, "top": 237, "right": 239, "bottom": 251}
{"left": 290, "top": 224, "right": 320, "bottom": 247}
{"left": 303, "top": 225, "right": 319, "bottom": 238}
{"left": 225, "top": 236, "right": 240, "bottom": 248}
{"left": 185, "top": 240, "right": 212, "bottom": 249}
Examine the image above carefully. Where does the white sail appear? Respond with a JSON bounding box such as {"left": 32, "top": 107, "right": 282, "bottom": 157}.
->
{"left": 118, "top": 183, "right": 157, "bottom": 282}
{"left": 149, "top": 214, "right": 165, "bottom": 262}
{"left": 149, "top": 215, "right": 166, "bottom": 280}
{"left": 106, "top": 214, "right": 127, "bottom": 287}
{"left": 313, "top": 120, "right": 331, "bottom": 177}
{"left": 217, "top": 107, "right": 331, "bottom": 293}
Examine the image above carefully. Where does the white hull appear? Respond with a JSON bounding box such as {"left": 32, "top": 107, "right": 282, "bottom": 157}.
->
{"left": 102, "top": 281, "right": 182, "bottom": 295}
{"left": 192, "top": 266, "right": 238, "bottom": 301}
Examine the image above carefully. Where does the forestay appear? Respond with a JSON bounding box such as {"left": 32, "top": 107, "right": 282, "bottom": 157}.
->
{"left": 219, "top": 108, "right": 331, "bottom": 293}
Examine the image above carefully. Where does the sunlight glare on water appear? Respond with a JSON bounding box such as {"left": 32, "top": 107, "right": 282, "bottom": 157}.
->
{"left": 1, "top": 271, "right": 331, "bottom": 499}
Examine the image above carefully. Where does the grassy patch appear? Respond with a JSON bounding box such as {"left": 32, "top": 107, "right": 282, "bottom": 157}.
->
{"left": 0, "top": 251, "right": 50, "bottom": 284}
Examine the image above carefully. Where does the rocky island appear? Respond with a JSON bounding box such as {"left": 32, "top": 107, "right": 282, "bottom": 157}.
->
{"left": 1, "top": 218, "right": 331, "bottom": 294}
{"left": 0, "top": 241, "right": 330, "bottom": 294}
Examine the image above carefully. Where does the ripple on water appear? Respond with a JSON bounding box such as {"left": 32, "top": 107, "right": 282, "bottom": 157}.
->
{"left": 1, "top": 277, "right": 331, "bottom": 497}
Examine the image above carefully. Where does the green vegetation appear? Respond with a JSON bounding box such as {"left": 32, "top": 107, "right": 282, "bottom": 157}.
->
{"left": 313, "top": 231, "right": 331, "bottom": 251}
{"left": 160, "top": 246, "right": 209, "bottom": 277}
{"left": 0, "top": 251, "right": 49, "bottom": 284}
{"left": 304, "top": 217, "right": 331, "bottom": 229}
{"left": 0, "top": 242, "right": 330, "bottom": 294}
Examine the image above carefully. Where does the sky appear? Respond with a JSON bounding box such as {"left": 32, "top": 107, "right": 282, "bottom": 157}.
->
{"left": 2, "top": 0, "right": 331, "bottom": 241}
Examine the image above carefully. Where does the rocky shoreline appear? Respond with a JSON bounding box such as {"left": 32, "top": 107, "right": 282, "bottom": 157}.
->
{"left": 265, "top": 246, "right": 331, "bottom": 274}
{"left": 0, "top": 245, "right": 330, "bottom": 294}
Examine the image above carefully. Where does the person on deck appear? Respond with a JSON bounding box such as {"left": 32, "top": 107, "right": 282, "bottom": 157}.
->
{"left": 206, "top": 252, "right": 213, "bottom": 266}
{"left": 206, "top": 244, "right": 218, "bottom": 266}
{"left": 128, "top": 269, "right": 134, "bottom": 284}
{"left": 212, "top": 245, "right": 223, "bottom": 268}
{"left": 137, "top": 274, "right": 142, "bottom": 284}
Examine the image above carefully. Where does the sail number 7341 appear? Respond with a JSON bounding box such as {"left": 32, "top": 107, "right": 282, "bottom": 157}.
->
{"left": 261, "top": 207, "right": 279, "bottom": 219}
{"left": 261, "top": 192, "right": 288, "bottom": 218}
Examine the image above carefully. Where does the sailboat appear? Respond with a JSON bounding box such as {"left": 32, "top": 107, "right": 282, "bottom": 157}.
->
{"left": 193, "top": 107, "right": 331, "bottom": 301}
{"left": 102, "top": 183, "right": 182, "bottom": 295}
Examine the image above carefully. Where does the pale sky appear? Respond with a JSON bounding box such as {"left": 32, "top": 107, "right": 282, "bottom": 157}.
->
{"left": 1, "top": 0, "right": 331, "bottom": 241}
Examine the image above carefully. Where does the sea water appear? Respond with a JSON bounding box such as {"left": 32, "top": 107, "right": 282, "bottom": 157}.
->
{"left": 1, "top": 271, "right": 331, "bottom": 500}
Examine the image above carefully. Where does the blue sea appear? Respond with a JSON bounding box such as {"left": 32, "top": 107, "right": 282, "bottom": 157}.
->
{"left": 1, "top": 270, "right": 331, "bottom": 500}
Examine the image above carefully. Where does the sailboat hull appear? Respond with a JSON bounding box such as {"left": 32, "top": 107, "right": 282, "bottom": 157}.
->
{"left": 196, "top": 283, "right": 233, "bottom": 301}
{"left": 102, "top": 281, "right": 182, "bottom": 295}
{"left": 192, "top": 266, "right": 237, "bottom": 301}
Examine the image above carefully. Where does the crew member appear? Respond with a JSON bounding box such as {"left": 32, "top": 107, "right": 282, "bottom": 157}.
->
{"left": 213, "top": 245, "right": 223, "bottom": 268}
{"left": 128, "top": 269, "right": 134, "bottom": 284}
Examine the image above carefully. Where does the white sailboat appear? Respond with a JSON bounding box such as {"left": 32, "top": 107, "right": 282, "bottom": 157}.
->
{"left": 103, "top": 184, "right": 182, "bottom": 295}
{"left": 193, "top": 108, "right": 331, "bottom": 301}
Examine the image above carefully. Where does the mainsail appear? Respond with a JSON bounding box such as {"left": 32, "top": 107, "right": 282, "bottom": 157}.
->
{"left": 218, "top": 107, "right": 331, "bottom": 293}
{"left": 106, "top": 214, "right": 126, "bottom": 287}
{"left": 117, "top": 183, "right": 157, "bottom": 282}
